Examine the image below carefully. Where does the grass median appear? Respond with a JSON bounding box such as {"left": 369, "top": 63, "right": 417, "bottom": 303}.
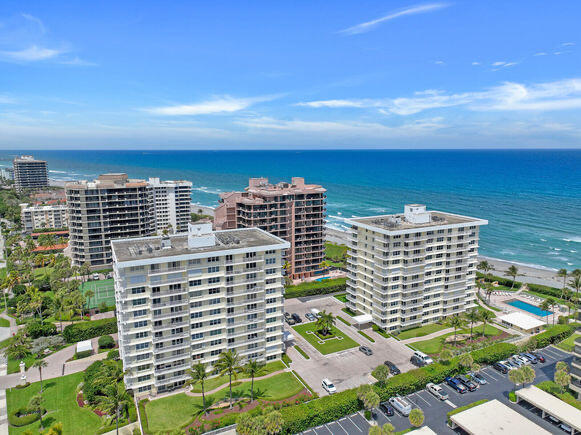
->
{"left": 293, "top": 323, "right": 358, "bottom": 355}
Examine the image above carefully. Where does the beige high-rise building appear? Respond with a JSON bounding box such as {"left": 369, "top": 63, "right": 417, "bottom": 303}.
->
{"left": 112, "top": 223, "right": 288, "bottom": 396}
{"left": 13, "top": 155, "right": 48, "bottom": 191}
{"left": 20, "top": 204, "right": 68, "bottom": 233}
{"left": 344, "top": 205, "right": 487, "bottom": 333}
{"left": 66, "top": 174, "right": 153, "bottom": 267}
{"left": 215, "top": 177, "right": 326, "bottom": 279}
{"left": 147, "top": 178, "right": 193, "bottom": 234}
{"left": 571, "top": 318, "right": 581, "bottom": 398}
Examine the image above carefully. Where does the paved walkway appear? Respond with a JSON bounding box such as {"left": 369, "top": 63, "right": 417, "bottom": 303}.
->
{"left": 184, "top": 368, "right": 289, "bottom": 397}
{"left": 102, "top": 421, "right": 139, "bottom": 435}
{"left": 0, "top": 312, "right": 17, "bottom": 337}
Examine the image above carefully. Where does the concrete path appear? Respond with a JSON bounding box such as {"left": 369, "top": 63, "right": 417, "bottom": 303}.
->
{"left": 102, "top": 421, "right": 138, "bottom": 435}
{"left": 0, "top": 313, "right": 17, "bottom": 337}
{"left": 399, "top": 327, "right": 455, "bottom": 344}
{"left": 184, "top": 368, "right": 289, "bottom": 397}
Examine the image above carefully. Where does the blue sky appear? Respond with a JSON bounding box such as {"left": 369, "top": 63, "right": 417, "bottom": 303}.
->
{"left": 0, "top": 0, "right": 580, "bottom": 149}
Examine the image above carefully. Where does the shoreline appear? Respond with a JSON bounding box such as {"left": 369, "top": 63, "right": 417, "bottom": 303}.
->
{"left": 324, "top": 226, "right": 566, "bottom": 289}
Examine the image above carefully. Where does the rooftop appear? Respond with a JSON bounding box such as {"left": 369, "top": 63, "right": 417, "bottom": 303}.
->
{"left": 498, "top": 311, "right": 546, "bottom": 330}
{"left": 516, "top": 386, "right": 581, "bottom": 432}
{"left": 65, "top": 173, "right": 148, "bottom": 189}
{"left": 449, "top": 399, "right": 551, "bottom": 435}
{"left": 14, "top": 155, "right": 46, "bottom": 163}
{"left": 112, "top": 225, "right": 289, "bottom": 263}
{"left": 346, "top": 204, "right": 487, "bottom": 234}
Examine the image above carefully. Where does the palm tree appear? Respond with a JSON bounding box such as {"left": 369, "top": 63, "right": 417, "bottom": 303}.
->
{"left": 485, "top": 284, "right": 494, "bottom": 302}
{"left": 32, "top": 357, "right": 48, "bottom": 393}
{"left": 244, "top": 359, "right": 266, "bottom": 402}
{"left": 187, "top": 363, "right": 209, "bottom": 414}
{"left": 447, "top": 315, "right": 466, "bottom": 345}
{"left": 505, "top": 265, "right": 519, "bottom": 289}
{"left": 362, "top": 391, "right": 380, "bottom": 416}
{"left": 458, "top": 353, "right": 474, "bottom": 370}
{"left": 465, "top": 308, "right": 481, "bottom": 341}
{"left": 3, "top": 270, "right": 19, "bottom": 311}
{"left": 554, "top": 370, "right": 571, "bottom": 394}
{"left": 98, "top": 382, "right": 130, "bottom": 435}
{"left": 215, "top": 350, "right": 243, "bottom": 408}
{"left": 381, "top": 423, "right": 396, "bottom": 435}
{"left": 540, "top": 298, "right": 554, "bottom": 325}
{"left": 508, "top": 368, "right": 524, "bottom": 392}
{"left": 316, "top": 310, "right": 336, "bottom": 336}
{"left": 557, "top": 268, "right": 568, "bottom": 299}
{"left": 84, "top": 289, "right": 95, "bottom": 314}
{"left": 520, "top": 365, "right": 536, "bottom": 387}
{"left": 477, "top": 260, "right": 494, "bottom": 281}
{"left": 408, "top": 408, "right": 424, "bottom": 427}
{"left": 569, "top": 274, "right": 581, "bottom": 303}
{"left": 263, "top": 409, "right": 284, "bottom": 434}
{"left": 479, "top": 310, "right": 494, "bottom": 337}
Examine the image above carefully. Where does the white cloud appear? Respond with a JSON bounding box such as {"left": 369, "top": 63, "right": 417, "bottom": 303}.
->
{"left": 297, "top": 78, "right": 581, "bottom": 114}
{"left": 472, "top": 61, "right": 481, "bottom": 66}
{"left": 58, "top": 56, "right": 97, "bottom": 66}
{"left": 340, "top": 3, "right": 450, "bottom": 35}
{"left": 21, "top": 13, "right": 46, "bottom": 34}
{"left": 554, "top": 51, "right": 563, "bottom": 55}
{"left": 144, "top": 95, "right": 277, "bottom": 116}
{"left": 0, "top": 45, "right": 63, "bottom": 61}
{"left": 534, "top": 52, "right": 548, "bottom": 56}
{"left": 434, "top": 60, "right": 445, "bottom": 65}
{"left": 562, "top": 42, "right": 575, "bottom": 46}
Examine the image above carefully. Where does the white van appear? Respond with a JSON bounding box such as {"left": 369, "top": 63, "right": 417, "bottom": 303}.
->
{"left": 413, "top": 350, "right": 433, "bottom": 365}
{"left": 388, "top": 395, "right": 412, "bottom": 416}
{"left": 311, "top": 308, "right": 321, "bottom": 318}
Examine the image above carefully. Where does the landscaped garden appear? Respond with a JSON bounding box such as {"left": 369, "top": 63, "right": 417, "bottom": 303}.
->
{"left": 284, "top": 277, "right": 346, "bottom": 299}
{"left": 396, "top": 323, "right": 448, "bottom": 340}
{"left": 293, "top": 322, "right": 358, "bottom": 355}
{"left": 324, "top": 242, "right": 347, "bottom": 269}
{"left": 556, "top": 332, "right": 581, "bottom": 352}
{"left": 143, "top": 371, "right": 308, "bottom": 433}
{"left": 410, "top": 324, "right": 505, "bottom": 356}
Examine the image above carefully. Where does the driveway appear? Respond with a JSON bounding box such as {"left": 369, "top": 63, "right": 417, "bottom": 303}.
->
{"left": 284, "top": 295, "right": 415, "bottom": 395}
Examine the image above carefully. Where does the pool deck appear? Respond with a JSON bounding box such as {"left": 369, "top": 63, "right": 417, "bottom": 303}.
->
{"left": 482, "top": 290, "right": 567, "bottom": 323}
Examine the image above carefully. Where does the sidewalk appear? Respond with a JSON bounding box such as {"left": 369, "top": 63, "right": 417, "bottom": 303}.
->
{"left": 185, "top": 368, "right": 289, "bottom": 397}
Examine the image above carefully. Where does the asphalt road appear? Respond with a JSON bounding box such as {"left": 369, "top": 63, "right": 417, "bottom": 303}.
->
{"left": 301, "top": 345, "right": 573, "bottom": 434}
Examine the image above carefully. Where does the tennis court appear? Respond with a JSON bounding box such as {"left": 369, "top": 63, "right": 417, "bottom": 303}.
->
{"left": 80, "top": 278, "right": 116, "bottom": 309}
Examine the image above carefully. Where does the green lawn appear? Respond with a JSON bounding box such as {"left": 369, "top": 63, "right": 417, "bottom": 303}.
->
{"left": 7, "top": 355, "right": 36, "bottom": 375}
{"left": 474, "top": 302, "right": 497, "bottom": 318}
{"left": 334, "top": 293, "right": 348, "bottom": 303}
{"left": 325, "top": 242, "right": 347, "bottom": 262}
{"left": 397, "top": 323, "right": 448, "bottom": 340}
{"left": 7, "top": 372, "right": 103, "bottom": 435}
{"left": 411, "top": 324, "right": 503, "bottom": 355}
{"left": 293, "top": 323, "right": 358, "bottom": 355}
{"left": 191, "top": 360, "right": 285, "bottom": 393}
{"left": 556, "top": 333, "right": 581, "bottom": 352}
{"left": 0, "top": 317, "right": 10, "bottom": 327}
{"left": 146, "top": 372, "right": 304, "bottom": 433}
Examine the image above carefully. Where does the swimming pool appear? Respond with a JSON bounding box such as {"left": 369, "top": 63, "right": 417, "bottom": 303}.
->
{"left": 506, "top": 299, "right": 552, "bottom": 317}
{"left": 315, "top": 277, "right": 330, "bottom": 282}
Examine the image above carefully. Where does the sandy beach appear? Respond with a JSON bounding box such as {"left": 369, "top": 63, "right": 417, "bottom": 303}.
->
{"left": 325, "top": 225, "right": 567, "bottom": 289}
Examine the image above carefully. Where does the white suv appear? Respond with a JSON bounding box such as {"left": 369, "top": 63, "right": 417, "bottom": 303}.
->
{"left": 322, "top": 378, "right": 336, "bottom": 394}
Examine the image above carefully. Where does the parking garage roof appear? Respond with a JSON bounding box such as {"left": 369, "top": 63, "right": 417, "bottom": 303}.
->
{"left": 516, "top": 386, "right": 581, "bottom": 433}
{"left": 449, "top": 399, "right": 551, "bottom": 435}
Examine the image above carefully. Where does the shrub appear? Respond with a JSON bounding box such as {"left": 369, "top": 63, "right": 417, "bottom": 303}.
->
{"left": 337, "top": 316, "right": 350, "bottom": 326}
{"left": 107, "top": 349, "right": 120, "bottom": 360}
{"left": 75, "top": 350, "right": 92, "bottom": 359}
{"left": 63, "top": 318, "right": 117, "bottom": 343}
{"left": 294, "top": 345, "right": 310, "bottom": 360}
{"left": 509, "top": 391, "right": 517, "bottom": 402}
{"left": 470, "top": 342, "right": 517, "bottom": 364}
{"left": 372, "top": 324, "right": 391, "bottom": 338}
{"left": 12, "top": 284, "right": 26, "bottom": 296}
{"left": 8, "top": 407, "right": 42, "bottom": 427}
{"left": 26, "top": 320, "right": 57, "bottom": 339}
{"left": 364, "top": 409, "right": 371, "bottom": 420}
{"left": 30, "top": 335, "right": 65, "bottom": 354}
{"left": 527, "top": 324, "right": 576, "bottom": 349}
{"left": 98, "top": 335, "right": 115, "bottom": 349}
{"left": 358, "top": 331, "right": 375, "bottom": 342}
{"left": 139, "top": 399, "right": 151, "bottom": 435}
{"left": 284, "top": 278, "right": 347, "bottom": 299}
{"left": 282, "top": 352, "right": 292, "bottom": 365}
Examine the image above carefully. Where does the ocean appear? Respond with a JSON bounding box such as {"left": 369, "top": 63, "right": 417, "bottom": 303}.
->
{"left": 1, "top": 149, "right": 579, "bottom": 271}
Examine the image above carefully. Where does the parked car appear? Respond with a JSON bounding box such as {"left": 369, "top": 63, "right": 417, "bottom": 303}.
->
{"left": 322, "top": 378, "right": 336, "bottom": 394}
{"left": 530, "top": 351, "right": 545, "bottom": 363}
{"left": 92, "top": 273, "right": 100, "bottom": 280}
{"left": 493, "top": 362, "right": 509, "bottom": 374}
{"left": 508, "top": 356, "right": 522, "bottom": 367}
{"left": 456, "top": 374, "right": 478, "bottom": 391}
{"left": 379, "top": 402, "right": 394, "bottom": 416}
{"left": 445, "top": 377, "right": 468, "bottom": 393}
{"left": 305, "top": 312, "right": 316, "bottom": 321}
{"left": 559, "top": 423, "right": 573, "bottom": 433}
{"left": 291, "top": 313, "right": 302, "bottom": 323}
{"left": 516, "top": 355, "right": 531, "bottom": 365}
{"left": 384, "top": 360, "right": 401, "bottom": 375}
{"left": 413, "top": 350, "right": 433, "bottom": 365}
{"left": 388, "top": 395, "right": 412, "bottom": 416}
{"left": 285, "top": 316, "right": 296, "bottom": 325}
{"left": 520, "top": 352, "right": 538, "bottom": 364}
{"left": 426, "top": 382, "right": 448, "bottom": 400}
{"left": 469, "top": 372, "right": 487, "bottom": 385}
{"left": 311, "top": 308, "right": 321, "bottom": 318}
{"left": 359, "top": 345, "right": 373, "bottom": 356}
{"left": 284, "top": 312, "right": 292, "bottom": 320}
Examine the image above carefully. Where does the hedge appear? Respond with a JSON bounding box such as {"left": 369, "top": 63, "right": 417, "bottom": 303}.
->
{"left": 477, "top": 272, "right": 573, "bottom": 301}
{"left": 26, "top": 320, "right": 57, "bottom": 339}
{"left": 63, "top": 318, "right": 117, "bottom": 343}
{"left": 526, "top": 324, "right": 577, "bottom": 349}
{"left": 358, "top": 331, "right": 375, "bottom": 343}
{"left": 74, "top": 350, "right": 92, "bottom": 359}
{"left": 98, "top": 335, "right": 115, "bottom": 349}
{"left": 446, "top": 399, "right": 488, "bottom": 423}
{"left": 8, "top": 407, "right": 44, "bottom": 427}
{"left": 294, "top": 345, "right": 310, "bottom": 360}
{"left": 107, "top": 349, "right": 120, "bottom": 360}
{"left": 284, "top": 278, "right": 347, "bottom": 299}
{"left": 280, "top": 342, "right": 517, "bottom": 433}
{"left": 536, "top": 381, "right": 581, "bottom": 411}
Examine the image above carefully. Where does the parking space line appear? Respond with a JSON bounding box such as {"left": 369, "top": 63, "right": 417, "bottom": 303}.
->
{"left": 442, "top": 384, "right": 462, "bottom": 397}
{"left": 542, "top": 348, "right": 558, "bottom": 358}
{"left": 480, "top": 369, "right": 499, "bottom": 381}
{"left": 333, "top": 420, "right": 350, "bottom": 434}
{"left": 444, "top": 399, "right": 457, "bottom": 408}
{"left": 406, "top": 394, "right": 421, "bottom": 409}
{"left": 376, "top": 407, "right": 392, "bottom": 422}
{"left": 415, "top": 391, "right": 433, "bottom": 406}
{"left": 348, "top": 415, "right": 364, "bottom": 433}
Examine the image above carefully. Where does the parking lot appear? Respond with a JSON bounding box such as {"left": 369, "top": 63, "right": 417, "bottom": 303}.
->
{"left": 301, "top": 412, "right": 370, "bottom": 435}
{"left": 284, "top": 295, "right": 415, "bottom": 394}
{"left": 310, "top": 345, "right": 573, "bottom": 434}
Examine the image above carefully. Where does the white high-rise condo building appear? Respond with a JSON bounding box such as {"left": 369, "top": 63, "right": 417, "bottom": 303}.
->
{"left": 345, "top": 205, "right": 487, "bottom": 333}
{"left": 147, "top": 178, "right": 193, "bottom": 234}
{"left": 112, "top": 223, "right": 289, "bottom": 396}
{"left": 13, "top": 155, "right": 48, "bottom": 191}
{"left": 20, "top": 204, "right": 68, "bottom": 232}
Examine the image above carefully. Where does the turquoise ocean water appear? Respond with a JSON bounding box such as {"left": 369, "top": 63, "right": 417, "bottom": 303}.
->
{"left": 1, "top": 150, "right": 579, "bottom": 271}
